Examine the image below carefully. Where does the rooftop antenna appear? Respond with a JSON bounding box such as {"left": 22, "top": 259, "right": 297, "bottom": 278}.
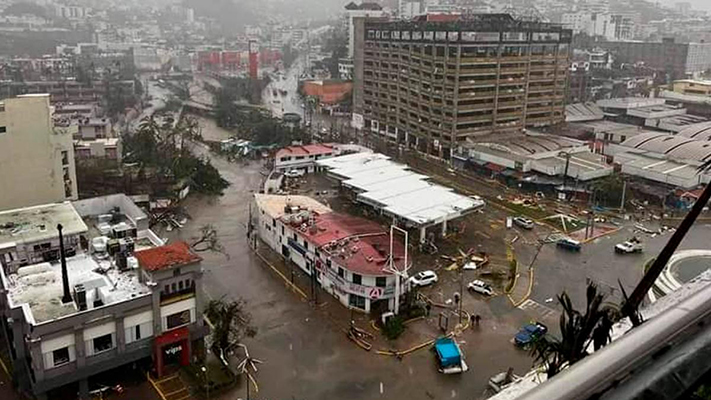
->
{"left": 57, "top": 224, "right": 72, "bottom": 304}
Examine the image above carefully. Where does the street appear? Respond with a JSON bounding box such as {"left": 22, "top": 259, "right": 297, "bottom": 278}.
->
{"left": 160, "top": 117, "right": 537, "bottom": 400}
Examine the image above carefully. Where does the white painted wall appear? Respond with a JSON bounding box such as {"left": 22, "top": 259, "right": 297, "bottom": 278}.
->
{"left": 0, "top": 95, "right": 77, "bottom": 211}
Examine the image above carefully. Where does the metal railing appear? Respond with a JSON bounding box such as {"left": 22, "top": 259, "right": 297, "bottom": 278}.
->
{"left": 519, "top": 281, "right": 711, "bottom": 400}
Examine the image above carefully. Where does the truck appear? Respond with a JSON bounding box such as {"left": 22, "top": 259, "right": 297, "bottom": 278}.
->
{"left": 434, "top": 337, "right": 469, "bottom": 374}
{"left": 615, "top": 238, "right": 643, "bottom": 254}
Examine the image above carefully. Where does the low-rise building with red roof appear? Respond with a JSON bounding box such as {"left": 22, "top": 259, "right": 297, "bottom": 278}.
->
{"left": 252, "top": 194, "right": 409, "bottom": 313}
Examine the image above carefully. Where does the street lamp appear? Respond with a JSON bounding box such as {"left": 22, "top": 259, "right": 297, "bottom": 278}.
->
{"left": 384, "top": 225, "right": 410, "bottom": 315}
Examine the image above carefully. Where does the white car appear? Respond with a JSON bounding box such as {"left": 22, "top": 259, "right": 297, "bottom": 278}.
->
{"left": 409, "top": 270, "right": 438, "bottom": 287}
{"left": 284, "top": 169, "right": 305, "bottom": 178}
{"left": 513, "top": 217, "right": 534, "bottom": 230}
{"left": 467, "top": 280, "right": 494, "bottom": 296}
{"left": 615, "top": 240, "right": 643, "bottom": 254}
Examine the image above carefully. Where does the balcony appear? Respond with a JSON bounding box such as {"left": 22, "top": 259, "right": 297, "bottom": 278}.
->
{"left": 496, "top": 110, "right": 524, "bottom": 119}
{"left": 458, "top": 91, "right": 496, "bottom": 100}
{"left": 500, "top": 67, "right": 528, "bottom": 74}
{"left": 459, "top": 56, "right": 498, "bottom": 65}
{"left": 497, "top": 100, "right": 523, "bottom": 108}
{"left": 459, "top": 79, "right": 498, "bottom": 88}
{"left": 530, "top": 64, "right": 556, "bottom": 72}
{"left": 459, "top": 68, "right": 498, "bottom": 76}
{"left": 458, "top": 102, "right": 495, "bottom": 112}
{"left": 457, "top": 114, "right": 494, "bottom": 124}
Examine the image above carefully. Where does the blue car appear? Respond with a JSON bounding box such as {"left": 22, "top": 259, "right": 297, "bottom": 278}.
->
{"left": 514, "top": 322, "right": 548, "bottom": 347}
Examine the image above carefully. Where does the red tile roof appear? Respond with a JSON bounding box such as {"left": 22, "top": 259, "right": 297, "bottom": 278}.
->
{"left": 134, "top": 241, "right": 202, "bottom": 272}
{"left": 275, "top": 143, "right": 336, "bottom": 160}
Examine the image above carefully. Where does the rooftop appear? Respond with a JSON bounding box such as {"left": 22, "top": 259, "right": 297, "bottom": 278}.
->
{"left": 0, "top": 203, "right": 88, "bottom": 247}
{"left": 2, "top": 253, "right": 150, "bottom": 325}
{"left": 284, "top": 211, "right": 407, "bottom": 275}
{"left": 254, "top": 194, "right": 333, "bottom": 219}
{"left": 275, "top": 143, "right": 337, "bottom": 160}
{"left": 317, "top": 153, "right": 482, "bottom": 226}
{"left": 134, "top": 241, "right": 201, "bottom": 272}
{"left": 678, "top": 121, "right": 711, "bottom": 140}
{"left": 620, "top": 132, "right": 711, "bottom": 163}
{"left": 648, "top": 114, "right": 707, "bottom": 133}
{"left": 596, "top": 97, "right": 665, "bottom": 110}
{"left": 565, "top": 103, "right": 604, "bottom": 122}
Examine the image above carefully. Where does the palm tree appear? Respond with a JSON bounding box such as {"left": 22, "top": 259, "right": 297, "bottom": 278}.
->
{"left": 531, "top": 282, "right": 619, "bottom": 378}
{"left": 621, "top": 163, "right": 711, "bottom": 326}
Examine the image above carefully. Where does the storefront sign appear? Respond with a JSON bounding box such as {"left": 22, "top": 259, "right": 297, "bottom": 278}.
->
{"left": 165, "top": 343, "right": 182, "bottom": 356}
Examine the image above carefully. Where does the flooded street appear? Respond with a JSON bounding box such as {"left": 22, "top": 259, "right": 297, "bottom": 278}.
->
{"left": 153, "top": 116, "right": 533, "bottom": 400}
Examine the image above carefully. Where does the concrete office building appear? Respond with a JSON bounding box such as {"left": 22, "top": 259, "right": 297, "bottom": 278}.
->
{"left": 0, "top": 196, "right": 207, "bottom": 399}
{"left": 0, "top": 94, "right": 78, "bottom": 212}
{"left": 352, "top": 14, "right": 572, "bottom": 158}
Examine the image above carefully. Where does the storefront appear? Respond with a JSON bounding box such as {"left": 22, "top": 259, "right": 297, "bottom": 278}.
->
{"left": 153, "top": 327, "right": 191, "bottom": 377}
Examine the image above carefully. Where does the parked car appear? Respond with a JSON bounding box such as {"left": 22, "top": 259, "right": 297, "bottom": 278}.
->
{"left": 409, "top": 270, "right": 438, "bottom": 287}
{"left": 514, "top": 322, "right": 548, "bottom": 347}
{"left": 513, "top": 216, "right": 535, "bottom": 230}
{"left": 615, "top": 239, "right": 643, "bottom": 254}
{"left": 284, "top": 169, "right": 305, "bottom": 178}
{"left": 467, "top": 280, "right": 494, "bottom": 296}
{"left": 556, "top": 238, "right": 581, "bottom": 252}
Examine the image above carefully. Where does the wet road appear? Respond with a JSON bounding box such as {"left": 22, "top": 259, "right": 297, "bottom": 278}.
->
{"left": 262, "top": 57, "right": 307, "bottom": 119}
{"left": 163, "top": 117, "right": 534, "bottom": 400}
{"left": 520, "top": 222, "right": 711, "bottom": 313}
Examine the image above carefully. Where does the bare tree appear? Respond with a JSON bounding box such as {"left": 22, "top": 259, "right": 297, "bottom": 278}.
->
{"left": 191, "top": 224, "right": 226, "bottom": 256}
{"left": 204, "top": 298, "right": 257, "bottom": 363}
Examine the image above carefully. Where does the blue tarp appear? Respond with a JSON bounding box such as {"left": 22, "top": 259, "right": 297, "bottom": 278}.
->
{"left": 434, "top": 337, "right": 461, "bottom": 368}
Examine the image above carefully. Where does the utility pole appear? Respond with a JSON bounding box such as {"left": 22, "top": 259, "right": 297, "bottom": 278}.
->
{"left": 387, "top": 225, "right": 409, "bottom": 315}
{"left": 619, "top": 180, "right": 627, "bottom": 213}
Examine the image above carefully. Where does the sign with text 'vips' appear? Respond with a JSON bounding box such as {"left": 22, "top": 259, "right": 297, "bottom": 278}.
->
{"left": 165, "top": 343, "right": 182, "bottom": 356}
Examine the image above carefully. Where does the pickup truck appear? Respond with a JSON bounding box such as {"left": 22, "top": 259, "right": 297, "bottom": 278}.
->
{"left": 434, "top": 337, "right": 469, "bottom": 374}
{"left": 615, "top": 240, "right": 643, "bottom": 254}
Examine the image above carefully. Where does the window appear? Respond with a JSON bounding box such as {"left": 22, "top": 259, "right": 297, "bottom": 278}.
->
{"left": 376, "top": 277, "right": 387, "bottom": 287}
{"left": 92, "top": 334, "right": 113, "bottom": 354}
{"left": 338, "top": 267, "right": 344, "bottom": 278}
{"left": 52, "top": 347, "right": 70, "bottom": 367}
{"left": 164, "top": 285, "right": 170, "bottom": 294}
{"left": 135, "top": 325, "right": 142, "bottom": 340}
{"left": 352, "top": 274, "right": 362, "bottom": 285}
{"left": 0, "top": 126, "right": 5, "bottom": 134}
{"left": 166, "top": 310, "right": 191, "bottom": 330}
{"left": 61, "top": 150, "right": 69, "bottom": 166}
{"left": 178, "top": 280, "right": 184, "bottom": 290}
{"left": 349, "top": 294, "right": 366, "bottom": 310}
{"left": 171, "top": 283, "right": 177, "bottom": 292}
{"left": 281, "top": 225, "right": 285, "bottom": 235}
{"left": 272, "top": 218, "right": 276, "bottom": 227}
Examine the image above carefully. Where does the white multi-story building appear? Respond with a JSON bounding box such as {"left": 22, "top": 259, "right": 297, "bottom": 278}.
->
{"left": 251, "top": 194, "right": 409, "bottom": 313}
{"left": 0, "top": 94, "right": 78, "bottom": 211}
{"left": 398, "top": 0, "right": 423, "bottom": 19}
{"left": 0, "top": 195, "right": 207, "bottom": 399}
{"left": 344, "top": 2, "right": 386, "bottom": 58}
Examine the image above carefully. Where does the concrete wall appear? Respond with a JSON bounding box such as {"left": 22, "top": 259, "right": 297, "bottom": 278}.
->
{"left": 0, "top": 95, "right": 78, "bottom": 211}
{"left": 72, "top": 194, "right": 149, "bottom": 232}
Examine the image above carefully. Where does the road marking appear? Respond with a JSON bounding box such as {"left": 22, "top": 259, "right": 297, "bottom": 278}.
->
{"left": 518, "top": 299, "right": 556, "bottom": 319}
{"left": 380, "top": 382, "right": 384, "bottom": 394}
